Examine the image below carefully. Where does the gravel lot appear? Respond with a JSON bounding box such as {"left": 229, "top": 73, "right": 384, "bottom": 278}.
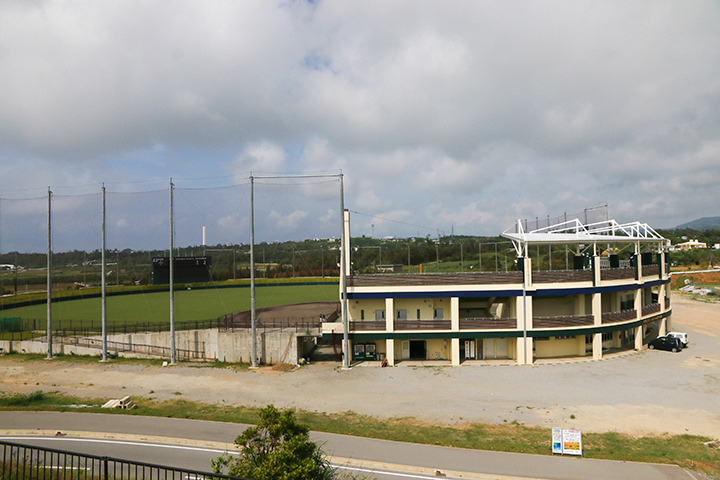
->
{"left": 1, "top": 295, "right": 718, "bottom": 438}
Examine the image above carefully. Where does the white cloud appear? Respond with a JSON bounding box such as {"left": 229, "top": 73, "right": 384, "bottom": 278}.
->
{"left": 0, "top": 0, "right": 719, "bottom": 248}
{"left": 232, "top": 141, "right": 288, "bottom": 174}
{"left": 268, "top": 209, "right": 309, "bottom": 231}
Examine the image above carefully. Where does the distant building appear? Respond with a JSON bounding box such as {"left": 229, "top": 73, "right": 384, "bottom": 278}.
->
{"left": 674, "top": 239, "right": 707, "bottom": 250}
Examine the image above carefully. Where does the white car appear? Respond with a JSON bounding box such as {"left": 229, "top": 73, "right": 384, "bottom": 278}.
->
{"left": 666, "top": 332, "right": 688, "bottom": 348}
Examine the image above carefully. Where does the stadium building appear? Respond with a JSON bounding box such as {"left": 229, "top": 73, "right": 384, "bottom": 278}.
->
{"left": 336, "top": 217, "right": 671, "bottom": 365}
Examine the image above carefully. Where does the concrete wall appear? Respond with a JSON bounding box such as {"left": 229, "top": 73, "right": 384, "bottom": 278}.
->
{"left": 532, "top": 296, "right": 577, "bottom": 317}
{"left": 535, "top": 336, "right": 585, "bottom": 358}
{"left": 0, "top": 329, "right": 315, "bottom": 365}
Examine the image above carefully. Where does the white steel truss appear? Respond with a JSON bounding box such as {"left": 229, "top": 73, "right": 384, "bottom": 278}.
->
{"left": 502, "top": 218, "right": 669, "bottom": 257}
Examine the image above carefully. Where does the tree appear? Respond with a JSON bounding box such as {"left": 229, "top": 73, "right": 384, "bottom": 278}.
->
{"left": 212, "top": 405, "right": 335, "bottom": 480}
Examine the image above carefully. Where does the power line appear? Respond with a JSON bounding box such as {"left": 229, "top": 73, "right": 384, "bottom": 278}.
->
{"left": 348, "top": 210, "right": 439, "bottom": 234}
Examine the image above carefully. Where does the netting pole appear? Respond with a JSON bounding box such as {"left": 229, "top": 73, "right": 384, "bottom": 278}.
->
{"left": 101, "top": 185, "right": 108, "bottom": 362}
{"left": 47, "top": 188, "right": 53, "bottom": 359}
{"left": 250, "top": 174, "right": 257, "bottom": 368}
{"left": 169, "top": 179, "right": 176, "bottom": 365}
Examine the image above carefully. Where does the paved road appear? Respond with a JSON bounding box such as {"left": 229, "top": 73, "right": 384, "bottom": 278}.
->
{"left": 0, "top": 412, "right": 694, "bottom": 480}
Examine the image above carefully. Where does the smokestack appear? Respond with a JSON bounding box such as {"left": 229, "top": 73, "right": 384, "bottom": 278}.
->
{"left": 202, "top": 226, "right": 206, "bottom": 246}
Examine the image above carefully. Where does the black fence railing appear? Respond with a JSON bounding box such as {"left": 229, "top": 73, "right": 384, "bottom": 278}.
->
{"left": 12, "top": 318, "right": 223, "bottom": 336}
{"left": 0, "top": 439, "right": 249, "bottom": 480}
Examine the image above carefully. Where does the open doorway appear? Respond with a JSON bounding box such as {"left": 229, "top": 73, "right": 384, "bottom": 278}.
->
{"left": 409, "top": 340, "right": 426, "bottom": 360}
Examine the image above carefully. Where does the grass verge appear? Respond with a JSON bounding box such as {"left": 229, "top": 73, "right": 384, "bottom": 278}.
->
{"left": 0, "top": 390, "right": 717, "bottom": 476}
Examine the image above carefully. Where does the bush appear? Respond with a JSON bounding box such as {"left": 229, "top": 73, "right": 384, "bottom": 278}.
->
{"left": 212, "top": 405, "right": 336, "bottom": 480}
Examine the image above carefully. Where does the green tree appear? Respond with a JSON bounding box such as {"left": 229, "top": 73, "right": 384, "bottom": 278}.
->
{"left": 212, "top": 405, "right": 335, "bottom": 480}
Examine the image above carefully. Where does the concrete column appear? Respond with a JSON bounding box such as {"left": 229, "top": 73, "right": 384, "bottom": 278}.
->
{"left": 386, "top": 338, "right": 395, "bottom": 366}
{"left": 659, "top": 317, "right": 667, "bottom": 336}
{"left": 451, "top": 296, "right": 460, "bottom": 366}
{"left": 659, "top": 250, "right": 666, "bottom": 278}
{"left": 634, "top": 326, "right": 643, "bottom": 350}
{"left": 451, "top": 338, "right": 460, "bottom": 366}
{"left": 385, "top": 298, "right": 394, "bottom": 332}
{"left": 659, "top": 283, "right": 667, "bottom": 312}
{"left": 634, "top": 288, "right": 643, "bottom": 350}
{"left": 592, "top": 292, "right": 602, "bottom": 360}
{"left": 592, "top": 255, "right": 601, "bottom": 286}
{"left": 516, "top": 290, "right": 533, "bottom": 365}
{"left": 451, "top": 297, "right": 459, "bottom": 331}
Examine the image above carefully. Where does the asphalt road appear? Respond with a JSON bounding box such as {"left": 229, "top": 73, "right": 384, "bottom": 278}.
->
{"left": 0, "top": 412, "right": 694, "bottom": 480}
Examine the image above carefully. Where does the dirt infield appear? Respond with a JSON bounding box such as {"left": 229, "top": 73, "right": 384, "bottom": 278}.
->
{"left": 226, "top": 301, "right": 340, "bottom": 324}
{"left": 0, "top": 295, "right": 718, "bottom": 438}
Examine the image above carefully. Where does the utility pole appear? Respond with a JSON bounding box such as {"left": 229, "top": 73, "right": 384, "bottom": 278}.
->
{"left": 169, "top": 179, "right": 176, "bottom": 365}
{"left": 46, "top": 188, "right": 53, "bottom": 359}
{"left": 250, "top": 174, "right": 257, "bottom": 368}
{"left": 340, "top": 175, "right": 349, "bottom": 370}
{"left": 245, "top": 173, "right": 347, "bottom": 368}
{"left": 101, "top": 185, "right": 107, "bottom": 361}
{"left": 14, "top": 251, "right": 18, "bottom": 295}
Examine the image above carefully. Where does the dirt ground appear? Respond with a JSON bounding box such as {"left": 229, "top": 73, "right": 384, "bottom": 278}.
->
{"left": 1, "top": 295, "right": 719, "bottom": 439}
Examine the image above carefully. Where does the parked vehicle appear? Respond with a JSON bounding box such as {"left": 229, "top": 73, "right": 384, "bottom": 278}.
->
{"left": 648, "top": 336, "right": 682, "bottom": 353}
{"left": 666, "top": 332, "right": 688, "bottom": 348}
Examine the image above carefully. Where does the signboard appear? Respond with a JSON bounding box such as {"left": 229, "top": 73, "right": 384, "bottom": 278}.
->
{"left": 552, "top": 428, "right": 582, "bottom": 456}
{"left": 551, "top": 428, "right": 563, "bottom": 454}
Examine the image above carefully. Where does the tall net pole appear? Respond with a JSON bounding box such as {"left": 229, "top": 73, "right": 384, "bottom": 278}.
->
{"left": 169, "top": 179, "right": 176, "bottom": 364}
{"left": 250, "top": 174, "right": 257, "bottom": 368}
{"left": 340, "top": 174, "right": 350, "bottom": 369}
{"left": 46, "top": 188, "right": 53, "bottom": 359}
{"left": 101, "top": 185, "right": 108, "bottom": 361}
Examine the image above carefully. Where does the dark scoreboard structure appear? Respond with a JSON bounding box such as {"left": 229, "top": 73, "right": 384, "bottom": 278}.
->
{"left": 151, "top": 256, "right": 212, "bottom": 285}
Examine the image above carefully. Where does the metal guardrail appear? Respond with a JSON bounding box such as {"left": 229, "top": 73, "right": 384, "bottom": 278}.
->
{"left": 34, "top": 336, "right": 205, "bottom": 361}
{"left": 0, "top": 439, "right": 249, "bottom": 480}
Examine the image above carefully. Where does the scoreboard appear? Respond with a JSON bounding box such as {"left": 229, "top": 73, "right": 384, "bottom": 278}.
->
{"left": 152, "top": 256, "right": 212, "bottom": 284}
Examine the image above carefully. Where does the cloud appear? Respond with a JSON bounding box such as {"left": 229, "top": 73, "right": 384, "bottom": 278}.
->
{"left": 231, "top": 141, "right": 288, "bottom": 174}
{"left": 0, "top": 1, "right": 719, "bottom": 249}
{"left": 268, "top": 209, "right": 309, "bottom": 231}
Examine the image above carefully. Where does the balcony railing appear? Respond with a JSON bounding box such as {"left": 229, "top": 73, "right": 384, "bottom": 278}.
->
{"left": 394, "top": 320, "right": 452, "bottom": 330}
{"left": 345, "top": 305, "right": 665, "bottom": 333}
{"left": 602, "top": 309, "right": 637, "bottom": 324}
{"left": 532, "top": 270, "right": 593, "bottom": 283}
{"left": 459, "top": 317, "right": 517, "bottom": 330}
{"left": 349, "top": 320, "right": 386, "bottom": 331}
{"left": 348, "top": 272, "right": 522, "bottom": 287}
{"left": 533, "top": 314, "right": 593, "bottom": 328}
{"left": 349, "top": 265, "right": 667, "bottom": 289}
{"left": 600, "top": 267, "right": 635, "bottom": 281}
{"left": 642, "top": 302, "right": 661, "bottom": 316}
{"left": 642, "top": 265, "right": 660, "bottom": 277}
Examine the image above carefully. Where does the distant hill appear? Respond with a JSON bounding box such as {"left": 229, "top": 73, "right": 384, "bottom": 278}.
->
{"left": 674, "top": 217, "right": 720, "bottom": 230}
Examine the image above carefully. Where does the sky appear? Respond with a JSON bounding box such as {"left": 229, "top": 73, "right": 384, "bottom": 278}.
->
{"left": 1, "top": 1, "right": 719, "bottom": 252}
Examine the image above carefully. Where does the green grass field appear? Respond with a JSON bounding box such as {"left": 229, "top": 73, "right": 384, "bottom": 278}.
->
{"left": 0, "top": 283, "right": 339, "bottom": 327}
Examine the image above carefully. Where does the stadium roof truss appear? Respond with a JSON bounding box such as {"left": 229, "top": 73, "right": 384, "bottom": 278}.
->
{"left": 502, "top": 218, "right": 670, "bottom": 258}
